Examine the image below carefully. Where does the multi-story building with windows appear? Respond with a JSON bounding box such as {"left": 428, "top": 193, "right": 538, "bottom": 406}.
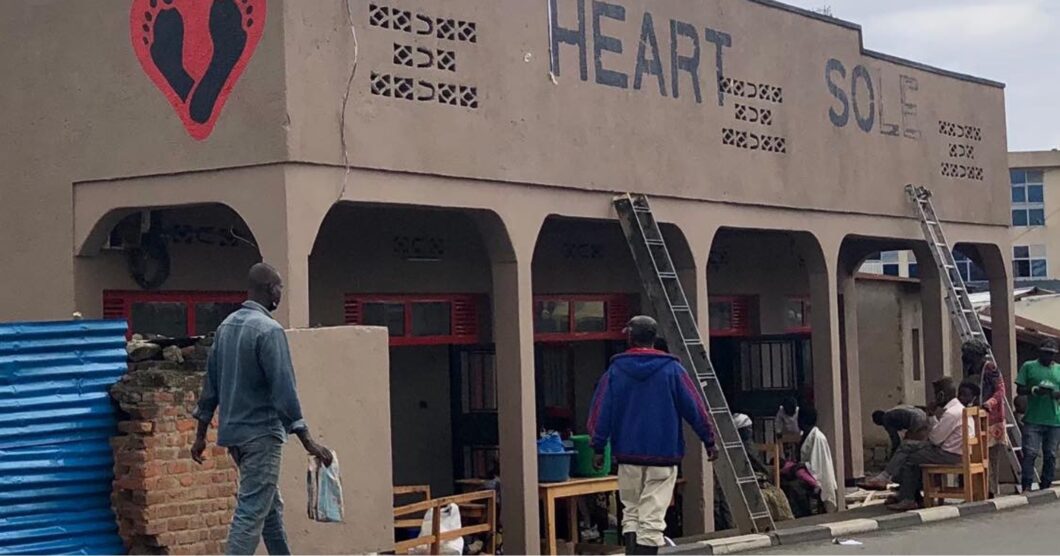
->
{"left": 1008, "top": 152, "right": 1060, "bottom": 288}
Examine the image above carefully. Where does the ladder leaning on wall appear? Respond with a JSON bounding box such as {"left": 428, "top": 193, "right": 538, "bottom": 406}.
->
{"left": 613, "top": 193, "right": 775, "bottom": 534}
{"left": 906, "top": 184, "right": 1036, "bottom": 488}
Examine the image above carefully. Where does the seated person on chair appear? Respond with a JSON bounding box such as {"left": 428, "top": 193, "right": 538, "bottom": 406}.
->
{"left": 796, "top": 407, "right": 838, "bottom": 513}
{"left": 859, "top": 383, "right": 972, "bottom": 492}
{"left": 779, "top": 459, "right": 823, "bottom": 518}
{"left": 884, "top": 378, "right": 973, "bottom": 511}
{"left": 715, "top": 414, "right": 782, "bottom": 529}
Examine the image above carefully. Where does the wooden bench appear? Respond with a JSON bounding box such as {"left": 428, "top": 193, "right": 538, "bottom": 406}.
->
{"left": 393, "top": 486, "right": 497, "bottom": 555}
{"left": 922, "top": 407, "right": 989, "bottom": 507}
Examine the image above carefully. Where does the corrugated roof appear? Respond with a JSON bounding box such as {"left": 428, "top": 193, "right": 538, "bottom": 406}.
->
{"left": 969, "top": 287, "right": 1041, "bottom": 309}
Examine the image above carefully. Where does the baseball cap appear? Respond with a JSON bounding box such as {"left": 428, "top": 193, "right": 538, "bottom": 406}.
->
{"left": 623, "top": 315, "right": 658, "bottom": 336}
{"left": 1041, "top": 338, "right": 1059, "bottom": 353}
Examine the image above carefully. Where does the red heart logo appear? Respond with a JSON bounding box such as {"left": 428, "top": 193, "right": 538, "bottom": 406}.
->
{"left": 130, "top": 0, "right": 267, "bottom": 140}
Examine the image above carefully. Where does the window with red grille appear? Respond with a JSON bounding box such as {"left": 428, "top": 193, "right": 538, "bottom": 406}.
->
{"left": 103, "top": 290, "right": 247, "bottom": 338}
{"left": 532, "top": 294, "right": 633, "bottom": 343}
{"left": 708, "top": 296, "right": 753, "bottom": 337}
{"left": 344, "top": 294, "right": 482, "bottom": 346}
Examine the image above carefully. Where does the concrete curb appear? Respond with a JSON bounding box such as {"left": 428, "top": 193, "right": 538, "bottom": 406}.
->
{"left": 663, "top": 487, "right": 1060, "bottom": 555}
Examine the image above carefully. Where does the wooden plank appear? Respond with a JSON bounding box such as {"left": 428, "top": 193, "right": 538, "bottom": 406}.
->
{"left": 487, "top": 494, "right": 497, "bottom": 555}
{"left": 431, "top": 494, "right": 442, "bottom": 555}
{"left": 395, "top": 485, "right": 432, "bottom": 497}
{"left": 539, "top": 477, "right": 619, "bottom": 499}
{"left": 544, "top": 491, "right": 558, "bottom": 556}
{"left": 395, "top": 536, "right": 436, "bottom": 553}
{"left": 393, "top": 525, "right": 494, "bottom": 553}
{"left": 395, "top": 490, "right": 496, "bottom": 517}
{"left": 438, "top": 524, "right": 492, "bottom": 541}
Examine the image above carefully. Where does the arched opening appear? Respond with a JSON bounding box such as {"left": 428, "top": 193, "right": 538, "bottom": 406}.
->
{"left": 706, "top": 229, "right": 819, "bottom": 442}
{"left": 836, "top": 237, "right": 1012, "bottom": 485}
{"left": 74, "top": 203, "right": 262, "bottom": 336}
{"left": 529, "top": 215, "right": 699, "bottom": 537}
{"left": 707, "top": 227, "right": 844, "bottom": 520}
{"left": 838, "top": 235, "right": 928, "bottom": 481}
{"left": 308, "top": 202, "right": 504, "bottom": 502}
{"left": 953, "top": 242, "right": 1026, "bottom": 375}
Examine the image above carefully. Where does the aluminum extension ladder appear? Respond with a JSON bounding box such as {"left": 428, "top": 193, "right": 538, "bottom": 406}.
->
{"left": 906, "top": 184, "right": 1034, "bottom": 488}
{"left": 614, "top": 193, "right": 775, "bottom": 534}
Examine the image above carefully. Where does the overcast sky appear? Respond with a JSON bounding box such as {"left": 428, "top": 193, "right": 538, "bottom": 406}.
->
{"left": 784, "top": 0, "right": 1060, "bottom": 152}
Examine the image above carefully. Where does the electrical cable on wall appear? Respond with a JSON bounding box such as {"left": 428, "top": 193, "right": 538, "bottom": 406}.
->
{"left": 338, "top": 0, "right": 360, "bottom": 202}
{"left": 228, "top": 227, "right": 258, "bottom": 250}
{"left": 546, "top": 0, "right": 558, "bottom": 84}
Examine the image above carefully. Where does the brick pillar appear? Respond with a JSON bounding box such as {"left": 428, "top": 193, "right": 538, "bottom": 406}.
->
{"left": 111, "top": 356, "right": 237, "bottom": 555}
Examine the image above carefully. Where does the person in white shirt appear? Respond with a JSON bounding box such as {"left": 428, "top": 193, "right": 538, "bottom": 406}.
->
{"left": 887, "top": 377, "right": 971, "bottom": 511}
{"left": 775, "top": 398, "right": 800, "bottom": 437}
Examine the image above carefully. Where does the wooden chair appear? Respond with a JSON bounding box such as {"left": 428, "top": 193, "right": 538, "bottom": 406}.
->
{"left": 393, "top": 487, "right": 497, "bottom": 555}
{"left": 752, "top": 442, "right": 783, "bottom": 486}
{"left": 394, "top": 485, "right": 433, "bottom": 530}
{"left": 921, "top": 407, "right": 989, "bottom": 507}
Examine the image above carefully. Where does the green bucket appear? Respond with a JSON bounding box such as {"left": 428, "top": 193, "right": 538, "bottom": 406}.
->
{"left": 571, "top": 435, "right": 611, "bottom": 477}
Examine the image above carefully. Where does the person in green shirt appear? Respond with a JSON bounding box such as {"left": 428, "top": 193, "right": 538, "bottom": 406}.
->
{"left": 1016, "top": 338, "right": 1060, "bottom": 492}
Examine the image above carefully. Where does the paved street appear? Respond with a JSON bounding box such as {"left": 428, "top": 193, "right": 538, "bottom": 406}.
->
{"left": 761, "top": 504, "right": 1060, "bottom": 555}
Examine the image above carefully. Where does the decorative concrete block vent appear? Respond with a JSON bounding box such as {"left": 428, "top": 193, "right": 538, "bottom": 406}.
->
{"left": 110, "top": 337, "right": 236, "bottom": 555}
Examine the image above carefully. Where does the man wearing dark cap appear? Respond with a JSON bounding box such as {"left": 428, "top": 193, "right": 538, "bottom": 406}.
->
{"left": 587, "top": 315, "right": 718, "bottom": 555}
{"left": 1016, "top": 338, "right": 1060, "bottom": 492}
{"left": 192, "top": 263, "right": 332, "bottom": 555}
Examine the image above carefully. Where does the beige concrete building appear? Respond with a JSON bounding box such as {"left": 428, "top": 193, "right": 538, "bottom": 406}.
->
{"left": 1, "top": 0, "right": 1017, "bottom": 552}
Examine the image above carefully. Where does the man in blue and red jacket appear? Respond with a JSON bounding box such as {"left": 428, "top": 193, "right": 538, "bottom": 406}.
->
{"left": 587, "top": 316, "right": 718, "bottom": 555}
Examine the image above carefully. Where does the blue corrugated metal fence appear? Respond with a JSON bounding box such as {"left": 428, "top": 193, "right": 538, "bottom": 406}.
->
{"left": 0, "top": 320, "right": 128, "bottom": 555}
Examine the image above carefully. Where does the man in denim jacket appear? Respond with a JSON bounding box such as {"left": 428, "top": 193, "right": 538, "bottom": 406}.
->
{"left": 192, "top": 263, "right": 332, "bottom": 555}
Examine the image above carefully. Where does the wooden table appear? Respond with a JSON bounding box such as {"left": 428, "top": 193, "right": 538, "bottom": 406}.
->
{"left": 538, "top": 476, "right": 685, "bottom": 555}
{"left": 540, "top": 476, "right": 618, "bottom": 556}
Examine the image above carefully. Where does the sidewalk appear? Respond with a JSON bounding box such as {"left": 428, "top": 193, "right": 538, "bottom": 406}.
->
{"left": 665, "top": 488, "right": 1060, "bottom": 555}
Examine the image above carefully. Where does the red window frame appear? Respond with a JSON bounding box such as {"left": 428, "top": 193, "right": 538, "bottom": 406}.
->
{"left": 784, "top": 296, "right": 812, "bottom": 334}
{"left": 708, "top": 295, "right": 753, "bottom": 337}
{"left": 344, "top": 294, "right": 481, "bottom": 346}
{"left": 532, "top": 294, "right": 632, "bottom": 343}
{"left": 103, "top": 290, "right": 247, "bottom": 338}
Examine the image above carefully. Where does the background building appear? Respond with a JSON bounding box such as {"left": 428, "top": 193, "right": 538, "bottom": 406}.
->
{"left": 1008, "top": 151, "right": 1060, "bottom": 288}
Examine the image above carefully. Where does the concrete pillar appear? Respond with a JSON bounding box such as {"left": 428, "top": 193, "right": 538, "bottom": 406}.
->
{"left": 678, "top": 235, "right": 713, "bottom": 535}
{"left": 273, "top": 170, "right": 340, "bottom": 328}
{"left": 914, "top": 245, "right": 949, "bottom": 395}
{"left": 804, "top": 235, "right": 845, "bottom": 508}
{"left": 478, "top": 209, "right": 543, "bottom": 555}
{"left": 492, "top": 256, "right": 540, "bottom": 554}
{"left": 838, "top": 264, "right": 864, "bottom": 480}
{"left": 256, "top": 234, "right": 300, "bottom": 328}
{"left": 980, "top": 244, "right": 1017, "bottom": 383}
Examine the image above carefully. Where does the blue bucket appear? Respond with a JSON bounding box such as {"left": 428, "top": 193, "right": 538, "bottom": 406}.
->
{"left": 538, "top": 451, "right": 575, "bottom": 483}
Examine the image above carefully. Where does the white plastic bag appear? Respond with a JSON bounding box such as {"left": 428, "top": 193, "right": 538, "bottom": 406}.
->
{"left": 412, "top": 503, "right": 463, "bottom": 555}
{"left": 306, "top": 450, "right": 344, "bottom": 523}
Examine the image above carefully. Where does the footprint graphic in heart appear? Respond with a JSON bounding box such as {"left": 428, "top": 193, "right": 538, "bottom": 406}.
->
{"left": 131, "top": 0, "right": 267, "bottom": 140}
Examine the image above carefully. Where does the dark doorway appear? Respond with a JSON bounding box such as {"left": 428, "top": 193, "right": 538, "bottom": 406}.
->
{"left": 450, "top": 345, "right": 499, "bottom": 481}
{"left": 712, "top": 335, "right": 813, "bottom": 442}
